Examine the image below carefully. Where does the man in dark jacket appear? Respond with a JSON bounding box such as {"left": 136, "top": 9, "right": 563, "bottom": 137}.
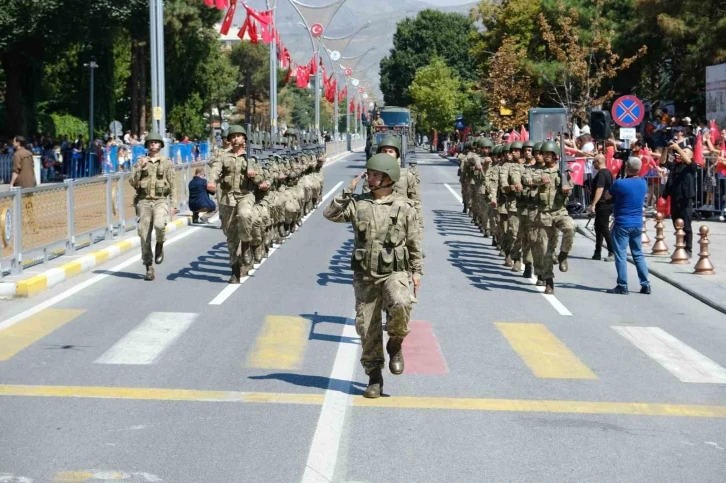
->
{"left": 188, "top": 167, "right": 217, "bottom": 223}
{"left": 660, "top": 142, "right": 696, "bottom": 255}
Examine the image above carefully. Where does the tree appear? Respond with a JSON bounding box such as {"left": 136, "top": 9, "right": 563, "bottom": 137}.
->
{"left": 535, "top": 0, "right": 646, "bottom": 118}
{"left": 380, "top": 9, "right": 477, "bottom": 107}
{"left": 409, "top": 57, "right": 462, "bottom": 134}
{"left": 168, "top": 93, "right": 205, "bottom": 139}
{"left": 483, "top": 37, "right": 540, "bottom": 129}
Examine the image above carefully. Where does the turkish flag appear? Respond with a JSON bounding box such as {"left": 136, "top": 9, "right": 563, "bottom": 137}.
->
{"left": 285, "top": 66, "right": 292, "bottom": 83}
{"left": 261, "top": 24, "right": 275, "bottom": 44}
{"left": 693, "top": 133, "right": 704, "bottom": 166}
{"left": 520, "top": 125, "right": 529, "bottom": 142}
{"left": 510, "top": 130, "right": 519, "bottom": 142}
{"left": 606, "top": 146, "right": 622, "bottom": 177}
{"left": 710, "top": 120, "right": 721, "bottom": 144}
{"left": 248, "top": 20, "right": 258, "bottom": 44}
{"left": 309, "top": 54, "right": 317, "bottom": 75}
{"left": 219, "top": 0, "right": 238, "bottom": 35}
{"left": 204, "top": 0, "right": 215, "bottom": 7}
{"left": 215, "top": 0, "right": 229, "bottom": 9}
{"left": 717, "top": 140, "right": 726, "bottom": 177}
{"left": 639, "top": 148, "right": 657, "bottom": 177}
{"left": 245, "top": 5, "right": 272, "bottom": 26}
{"left": 568, "top": 157, "right": 586, "bottom": 186}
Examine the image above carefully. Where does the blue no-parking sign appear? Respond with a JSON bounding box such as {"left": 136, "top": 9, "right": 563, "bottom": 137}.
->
{"left": 611, "top": 95, "right": 645, "bottom": 128}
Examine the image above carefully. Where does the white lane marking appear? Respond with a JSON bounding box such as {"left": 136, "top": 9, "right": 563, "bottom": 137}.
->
{"left": 321, "top": 181, "right": 344, "bottom": 203}
{"left": 444, "top": 183, "right": 462, "bottom": 203}
{"left": 0, "top": 227, "right": 200, "bottom": 333}
{"left": 0, "top": 473, "right": 33, "bottom": 483}
{"left": 301, "top": 316, "right": 358, "bottom": 483}
{"left": 95, "top": 312, "right": 198, "bottom": 365}
{"left": 209, "top": 282, "right": 244, "bottom": 305}
{"left": 324, "top": 150, "right": 358, "bottom": 169}
{"left": 442, "top": 183, "right": 572, "bottom": 316}
{"left": 613, "top": 326, "right": 726, "bottom": 383}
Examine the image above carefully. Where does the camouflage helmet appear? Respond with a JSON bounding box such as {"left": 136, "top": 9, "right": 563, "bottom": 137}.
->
{"left": 522, "top": 140, "right": 536, "bottom": 149}
{"left": 510, "top": 141, "right": 523, "bottom": 151}
{"left": 366, "top": 153, "right": 401, "bottom": 182}
{"left": 376, "top": 135, "right": 401, "bottom": 156}
{"left": 226, "top": 125, "right": 247, "bottom": 141}
{"left": 144, "top": 132, "right": 164, "bottom": 149}
{"left": 501, "top": 143, "right": 511, "bottom": 153}
{"left": 540, "top": 141, "right": 559, "bottom": 155}
{"left": 477, "top": 137, "right": 494, "bottom": 149}
{"left": 533, "top": 142, "right": 543, "bottom": 153}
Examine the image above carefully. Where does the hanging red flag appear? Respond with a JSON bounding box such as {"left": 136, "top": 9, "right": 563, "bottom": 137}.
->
{"left": 349, "top": 100, "right": 355, "bottom": 113}
{"left": 309, "top": 54, "right": 317, "bottom": 75}
{"left": 248, "top": 20, "right": 259, "bottom": 44}
{"left": 261, "top": 24, "right": 274, "bottom": 44}
{"left": 215, "top": 0, "right": 229, "bottom": 9}
{"left": 285, "top": 66, "right": 292, "bottom": 83}
{"left": 237, "top": 16, "right": 250, "bottom": 40}
{"left": 245, "top": 5, "right": 272, "bottom": 26}
{"left": 205, "top": 0, "right": 215, "bottom": 7}
{"left": 693, "top": 133, "right": 704, "bottom": 167}
{"left": 567, "top": 158, "right": 586, "bottom": 186}
{"left": 219, "top": 0, "right": 238, "bottom": 35}
{"left": 520, "top": 125, "right": 528, "bottom": 142}
{"left": 339, "top": 86, "right": 347, "bottom": 99}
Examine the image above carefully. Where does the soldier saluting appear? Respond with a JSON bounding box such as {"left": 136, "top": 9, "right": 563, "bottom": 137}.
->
{"left": 324, "top": 154, "right": 423, "bottom": 398}
{"left": 129, "top": 132, "right": 177, "bottom": 281}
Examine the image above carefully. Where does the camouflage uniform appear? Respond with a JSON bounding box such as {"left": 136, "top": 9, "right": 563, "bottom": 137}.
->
{"left": 129, "top": 153, "right": 176, "bottom": 269}
{"left": 324, "top": 184, "right": 422, "bottom": 372}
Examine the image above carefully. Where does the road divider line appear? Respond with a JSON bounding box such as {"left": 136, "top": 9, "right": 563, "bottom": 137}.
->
{"left": 301, "top": 315, "right": 358, "bottom": 483}
{"left": 444, "top": 183, "right": 463, "bottom": 203}
{"left": 95, "top": 312, "right": 198, "bottom": 365}
{"left": 613, "top": 326, "right": 726, "bottom": 383}
{"left": 3, "top": 383, "right": 726, "bottom": 418}
{"left": 321, "top": 181, "right": 344, "bottom": 203}
{"left": 0, "top": 309, "right": 85, "bottom": 361}
{"left": 247, "top": 316, "right": 310, "bottom": 370}
{"left": 495, "top": 322, "right": 597, "bottom": 379}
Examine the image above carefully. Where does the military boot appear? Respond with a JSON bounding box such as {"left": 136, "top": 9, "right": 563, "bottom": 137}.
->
{"left": 278, "top": 223, "right": 286, "bottom": 240}
{"left": 536, "top": 276, "right": 545, "bottom": 287}
{"left": 228, "top": 263, "right": 241, "bottom": 284}
{"left": 558, "top": 252, "right": 569, "bottom": 272}
{"left": 387, "top": 338, "right": 404, "bottom": 375}
{"left": 511, "top": 260, "right": 522, "bottom": 272}
{"left": 252, "top": 244, "right": 264, "bottom": 263}
{"left": 484, "top": 230, "right": 491, "bottom": 238}
{"left": 491, "top": 237, "right": 497, "bottom": 247}
{"left": 462, "top": 205, "right": 468, "bottom": 214}
{"left": 290, "top": 221, "right": 298, "bottom": 234}
{"left": 154, "top": 242, "right": 164, "bottom": 264}
{"left": 523, "top": 263, "right": 533, "bottom": 279}
{"left": 241, "top": 243, "right": 253, "bottom": 266}
{"left": 503, "top": 255, "right": 513, "bottom": 267}
{"left": 364, "top": 368, "right": 383, "bottom": 399}
{"left": 544, "top": 278, "right": 555, "bottom": 294}
{"left": 284, "top": 223, "right": 291, "bottom": 237}
{"left": 144, "top": 265, "right": 155, "bottom": 281}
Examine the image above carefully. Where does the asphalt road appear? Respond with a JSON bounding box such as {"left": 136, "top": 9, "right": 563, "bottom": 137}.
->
{"left": 1, "top": 150, "right": 725, "bottom": 483}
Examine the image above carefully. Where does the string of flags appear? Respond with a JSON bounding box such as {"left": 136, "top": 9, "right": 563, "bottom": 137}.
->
{"left": 204, "top": 0, "right": 367, "bottom": 113}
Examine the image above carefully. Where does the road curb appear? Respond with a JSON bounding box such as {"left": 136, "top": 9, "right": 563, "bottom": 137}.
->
{"left": 575, "top": 225, "right": 726, "bottom": 316}
{"left": 3, "top": 217, "right": 190, "bottom": 299}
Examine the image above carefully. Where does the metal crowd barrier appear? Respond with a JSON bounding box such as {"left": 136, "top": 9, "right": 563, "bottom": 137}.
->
{"left": 0, "top": 161, "right": 206, "bottom": 277}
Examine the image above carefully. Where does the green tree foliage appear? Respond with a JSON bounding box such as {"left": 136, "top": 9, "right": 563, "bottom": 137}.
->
{"left": 169, "top": 93, "right": 205, "bottom": 139}
{"left": 380, "top": 9, "right": 476, "bottom": 107}
{"left": 409, "top": 57, "right": 463, "bottom": 133}
{"left": 37, "top": 113, "right": 89, "bottom": 140}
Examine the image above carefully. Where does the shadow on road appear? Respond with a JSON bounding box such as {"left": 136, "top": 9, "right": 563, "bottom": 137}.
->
{"left": 248, "top": 373, "right": 367, "bottom": 396}
{"left": 300, "top": 312, "right": 359, "bottom": 345}
{"left": 166, "top": 241, "right": 230, "bottom": 283}
{"left": 317, "top": 232, "right": 355, "bottom": 287}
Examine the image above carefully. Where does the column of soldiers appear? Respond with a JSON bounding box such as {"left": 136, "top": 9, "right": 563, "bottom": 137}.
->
{"left": 130, "top": 126, "right": 326, "bottom": 284}
{"left": 458, "top": 137, "right": 575, "bottom": 294}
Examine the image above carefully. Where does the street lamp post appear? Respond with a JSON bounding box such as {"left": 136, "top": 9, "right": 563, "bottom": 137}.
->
{"left": 84, "top": 59, "right": 98, "bottom": 144}
{"left": 149, "top": 0, "right": 167, "bottom": 153}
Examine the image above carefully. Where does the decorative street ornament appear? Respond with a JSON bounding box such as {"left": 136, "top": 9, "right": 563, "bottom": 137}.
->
{"left": 351, "top": 78, "right": 359, "bottom": 86}
{"left": 343, "top": 67, "right": 352, "bottom": 77}
{"left": 310, "top": 23, "right": 324, "bottom": 37}
{"left": 330, "top": 50, "right": 341, "bottom": 61}
{"left": 363, "top": 93, "right": 368, "bottom": 99}
{"left": 358, "top": 87, "right": 364, "bottom": 93}
{"left": 369, "top": 101, "right": 375, "bottom": 108}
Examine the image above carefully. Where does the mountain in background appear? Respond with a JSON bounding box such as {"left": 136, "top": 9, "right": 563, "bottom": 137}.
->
{"left": 220, "top": 0, "right": 478, "bottom": 100}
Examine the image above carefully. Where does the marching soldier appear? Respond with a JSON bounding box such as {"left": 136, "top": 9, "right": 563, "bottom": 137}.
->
{"left": 505, "top": 141, "right": 526, "bottom": 272}
{"left": 486, "top": 144, "right": 503, "bottom": 248}
{"left": 129, "top": 132, "right": 177, "bottom": 281}
{"left": 324, "top": 153, "right": 423, "bottom": 399}
{"left": 532, "top": 141, "right": 575, "bottom": 294}
{"left": 208, "top": 125, "right": 264, "bottom": 284}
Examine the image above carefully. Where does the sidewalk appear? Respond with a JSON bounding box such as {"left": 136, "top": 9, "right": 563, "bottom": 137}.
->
{"left": 575, "top": 217, "right": 726, "bottom": 315}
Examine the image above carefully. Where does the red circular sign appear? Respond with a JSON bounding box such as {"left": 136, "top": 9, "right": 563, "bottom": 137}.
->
{"left": 611, "top": 95, "right": 645, "bottom": 128}
{"left": 310, "top": 23, "right": 324, "bottom": 37}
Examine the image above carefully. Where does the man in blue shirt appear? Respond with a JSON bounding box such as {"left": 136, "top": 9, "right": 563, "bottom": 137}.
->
{"left": 188, "top": 167, "right": 217, "bottom": 223}
{"left": 605, "top": 157, "right": 651, "bottom": 295}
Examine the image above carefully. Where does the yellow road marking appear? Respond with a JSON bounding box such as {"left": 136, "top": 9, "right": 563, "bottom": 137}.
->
{"left": 0, "top": 309, "right": 85, "bottom": 360}
{"left": 247, "top": 315, "right": 310, "bottom": 370}
{"left": 495, "top": 322, "right": 597, "bottom": 379}
{"left": 54, "top": 472, "right": 95, "bottom": 482}
{"left": 1, "top": 384, "right": 725, "bottom": 418}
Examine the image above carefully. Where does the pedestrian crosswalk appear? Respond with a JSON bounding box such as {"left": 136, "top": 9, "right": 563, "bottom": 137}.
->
{"left": 1, "top": 309, "right": 726, "bottom": 387}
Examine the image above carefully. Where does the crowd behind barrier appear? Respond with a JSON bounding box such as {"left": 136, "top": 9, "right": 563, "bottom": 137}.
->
{"left": 0, "top": 137, "right": 354, "bottom": 277}
{"left": 0, "top": 142, "right": 211, "bottom": 184}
